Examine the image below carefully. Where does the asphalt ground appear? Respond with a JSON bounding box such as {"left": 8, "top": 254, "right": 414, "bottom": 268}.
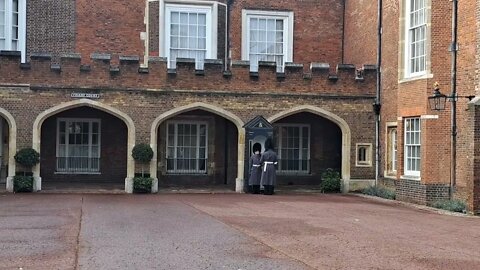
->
{"left": 0, "top": 193, "right": 478, "bottom": 270}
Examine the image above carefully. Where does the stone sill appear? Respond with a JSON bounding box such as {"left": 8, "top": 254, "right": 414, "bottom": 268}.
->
{"left": 399, "top": 73, "right": 433, "bottom": 84}
{"left": 400, "top": 175, "right": 421, "bottom": 181}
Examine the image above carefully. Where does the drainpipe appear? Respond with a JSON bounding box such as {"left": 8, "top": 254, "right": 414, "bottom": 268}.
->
{"left": 374, "top": 0, "right": 383, "bottom": 187}
{"left": 450, "top": 0, "right": 458, "bottom": 199}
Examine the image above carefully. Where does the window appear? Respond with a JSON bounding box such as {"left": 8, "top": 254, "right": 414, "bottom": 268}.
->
{"left": 356, "top": 144, "right": 372, "bottom": 167}
{"left": 387, "top": 128, "right": 398, "bottom": 174}
{"left": 56, "top": 119, "right": 101, "bottom": 173}
{"left": 242, "top": 10, "right": 294, "bottom": 73}
{"left": 163, "top": 4, "right": 214, "bottom": 70}
{"left": 0, "top": 0, "right": 25, "bottom": 61}
{"left": 166, "top": 121, "right": 207, "bottom": 174}
{"left": 405, "top": 0, "right": 427, "bottom": 77}
{"left": 404, "top": 118, "right": 421, "bottom": 177}
{"left": 274, "top": 124, "right": 310, "bottom": 174}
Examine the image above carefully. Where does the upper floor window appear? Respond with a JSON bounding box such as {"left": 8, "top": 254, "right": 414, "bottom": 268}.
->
{"left": 0, "top": 0, "right": 25, "bottom": 61}
{"left": 162, "top": 3, "right": 216, "bottom": 70}
{"left": 404, "top": 118, "right": 421, "bottom": 177}
{"left": 242, "top": 10, "right": 294, "bottom": 73}
{"left": 405, "top": 0, "right": 427, "bottom": 77}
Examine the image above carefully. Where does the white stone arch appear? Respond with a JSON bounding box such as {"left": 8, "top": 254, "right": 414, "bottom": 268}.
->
{"left": 0, "top": 108, "right": 17, "bottom": 192}
{"left": 150, "top": 102, "right": 245, "bottom": 192}
{"left": 32, "top": 99, "right": 136, "bottom": 192}
{"left": 268, "top": 105, "right": 352, "bottom": 193}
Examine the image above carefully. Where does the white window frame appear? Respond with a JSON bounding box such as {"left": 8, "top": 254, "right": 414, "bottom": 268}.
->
{"left": 166, "top": 120, "right": 208, "bottom": 174}
{"left": 56, "top": 118, "right": 101, "bottom": 174}
{"left": 391, "top": 129, "right": 397, "bottom": 173}
{"left": 404, "top": 0, "right": 427, "bottom": 78}
{"left": 275, "top": 123, "right": 310, "bottom": 174}
{"left": 0, "top": 0, "right": 26, "bottom": 62}
{"left": 241, "top": 9, "right": 294, "bottom": 73}
{"left": 356, "top": 143, "right": 372, "bottom": 167}
{"left": 404, "top": 118, "right": 421, "bottom": 177}
{"left": 159, "top": 1, "right": 218, "bottom": 69}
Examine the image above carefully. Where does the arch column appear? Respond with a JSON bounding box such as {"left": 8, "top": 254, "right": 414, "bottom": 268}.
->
{"left": 150, "top": 102, "right": 245, "bottom": 193}
{"left": 0, "top": 108, "right": 17, "bottom": 192}
{"left": 32, "top": 99, "right": 136, "bottom": 192}
{"left": 268, "top": 105, "right": 352, "bottom": 193}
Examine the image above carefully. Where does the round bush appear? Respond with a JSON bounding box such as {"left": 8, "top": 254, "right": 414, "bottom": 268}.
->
{"left": 132, "top": 143, "right": 154, "bottom": 163}
{"left": 14, "top": 148, "right": 40, "bottom": 167}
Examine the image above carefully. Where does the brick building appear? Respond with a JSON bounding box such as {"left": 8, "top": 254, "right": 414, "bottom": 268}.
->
{"left": 0, "top": 0, "right": 477, "bottom": 213}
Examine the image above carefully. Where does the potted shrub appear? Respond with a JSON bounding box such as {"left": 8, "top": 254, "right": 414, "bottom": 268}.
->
{"left": 320, "top": 168, "right": 341, "bottom": 193}
{"left": 132, "top": 143, "right": 154, "bottom": 193}
{"left": 14, "top": 148, "right": 40, "bottom": 192}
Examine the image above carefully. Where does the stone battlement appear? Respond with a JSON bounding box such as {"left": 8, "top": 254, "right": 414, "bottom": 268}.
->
{"left": 0, "top": 51, "right": 376, "bottom": 96}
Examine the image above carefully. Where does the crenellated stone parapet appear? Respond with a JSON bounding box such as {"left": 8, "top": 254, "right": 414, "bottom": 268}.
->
{"left": 0, "top": 51, "right": 376, "bottom": 96}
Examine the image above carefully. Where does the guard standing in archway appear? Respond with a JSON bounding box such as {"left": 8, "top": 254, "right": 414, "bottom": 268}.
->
{"left": 260, "top": 138, "right": 278, "bottom": 195}
{"left": 248, "top": 143, "right": 262, "bottom": 194}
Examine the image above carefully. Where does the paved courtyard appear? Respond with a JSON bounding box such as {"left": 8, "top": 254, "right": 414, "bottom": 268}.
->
{"left": 0, "top": 193, "right": 478, "bottom": 270}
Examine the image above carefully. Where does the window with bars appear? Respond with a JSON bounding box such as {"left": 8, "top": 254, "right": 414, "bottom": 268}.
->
{"left": 406, "top": 0, "right": 427, "bottom": 76}
{"left": 274, "top": 124, "right": 310, "bottom": 174}
{"left": 166, "top": 122, "right": 207, "bottom": 174}
{"left": 56, "top": 119, "right": 101, "bottom": 173}
{"left": 165, "top": 5, "right": 212, "bottom": 70}
{"left": 242, "top": 10, "right": 293, "bottom": 73}
{"left": 404, "top": 118, "right": 421, "bottom": 177}
{"left": 0, "top": 0, "right": 25, "bottom": 60}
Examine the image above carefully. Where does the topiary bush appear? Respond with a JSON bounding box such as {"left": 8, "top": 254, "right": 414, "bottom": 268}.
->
{"left": 15, "top": 148, "right": 40, "bottom": 169}
{"left": 320, "top": 168, "right": 341, "bottom": 193}
{"left": 13, "top": 175, "right": 34, "bottom": 193}
{"left": 132, "top": 143, "right": 154, "bottom": 177}
{"left": 362, "top": 185, "right": 396, "bottom": 200}
{"left": 432, "top": 199, "right": 466, "bottom": 213}
{"left": 133, "top": 177, "right": 153, "bottom": 193}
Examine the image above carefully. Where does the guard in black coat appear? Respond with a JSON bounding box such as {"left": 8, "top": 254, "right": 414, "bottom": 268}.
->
{"left": 248, "top": 143, "right": 262, "bottom": 194}
{"left": 260, "top": 138, "right": 278, "bottom": 195}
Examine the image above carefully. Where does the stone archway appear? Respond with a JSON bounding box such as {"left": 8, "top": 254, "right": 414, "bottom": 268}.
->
{"left": 32, "top": 99, "right": 136, "bottom": 192}
{"left": 0, "top": 108, "right": 17, "bottom": 192}
{"left": 268, "top": 105, "right": 352, "bottom": 192}
{"left": 150, "top": 102, "right": 245, "bottom": 192}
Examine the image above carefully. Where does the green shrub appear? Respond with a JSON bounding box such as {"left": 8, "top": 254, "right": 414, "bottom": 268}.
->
{"left": 14, "top": 148, "right": 40, "bottom": 168}
{"left": 320, "top": 168, "right": 341, "bottom": 193}
{"left": 132, "top": 144, "right": 154, "bottom": 177}
{"left": 362, "top": 185, "right": 396, "bottom": 200}
{"left": 13, "top": 175, "right": 34, "bottom": 193}
{"left": 133, "top": 177, "right": 153, "bottom": 193}
{"left": 432, "top": 199, "right": 466, "bottom": 213}
{"left": 132, "top": 144, "right": 154, "bottom": 163}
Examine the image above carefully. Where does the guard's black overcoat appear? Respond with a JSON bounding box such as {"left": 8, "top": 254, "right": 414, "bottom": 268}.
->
{"left": 248, "top": 154, "right": 262, "bottom": 186}
{"left": 260, "top": 149, "right": 278, "bottom": 186}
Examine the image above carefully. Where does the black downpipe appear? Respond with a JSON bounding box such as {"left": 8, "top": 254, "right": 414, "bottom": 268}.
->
{"left": 374, "top": 0, "right": 383, "bottom": 186}
{"left": 450, "top": 0, "right": 458, "bottom": 199}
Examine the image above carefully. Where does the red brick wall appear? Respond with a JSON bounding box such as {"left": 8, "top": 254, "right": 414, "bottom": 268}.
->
{"left": 343, "top": 0, "right": 378, "bottom": 66}
{"left": 75, "top": 0, "right": 146, "bottom": 63}
{"left": 230, "top": 0, "right": 344, "bottom": 69}
{"left": 40, "top": 107, "right": 127, "bottom": 184}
